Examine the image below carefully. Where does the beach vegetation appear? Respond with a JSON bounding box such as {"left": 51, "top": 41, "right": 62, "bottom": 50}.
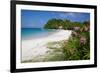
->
{"left": 44, "top": 19, "right": 90, "bottom": 60}
{"left": 22, "top": 19, "right": 90, "bottom": 63}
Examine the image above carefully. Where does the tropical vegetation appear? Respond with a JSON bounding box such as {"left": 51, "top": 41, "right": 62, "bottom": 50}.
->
{"left": 44, "top": 18, "right": 90, "bottom": 60}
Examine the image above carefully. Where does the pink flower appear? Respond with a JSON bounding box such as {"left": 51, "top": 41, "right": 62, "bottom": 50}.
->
{"left": 80, "top": 37, "right": 87, "bottom": 45}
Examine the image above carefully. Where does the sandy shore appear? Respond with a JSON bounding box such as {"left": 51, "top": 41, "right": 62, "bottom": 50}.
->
{"left": 22, "top": 30, "right": 72, "bottom": 62}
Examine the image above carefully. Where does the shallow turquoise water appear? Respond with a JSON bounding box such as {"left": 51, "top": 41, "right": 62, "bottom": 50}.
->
{"left": 21, "top": 28, "right": 58, "bottom": 40}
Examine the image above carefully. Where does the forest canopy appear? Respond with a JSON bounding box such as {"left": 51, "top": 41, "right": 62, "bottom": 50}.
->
{"left": 44, "top": 18, "right": 89, "bottom": 30}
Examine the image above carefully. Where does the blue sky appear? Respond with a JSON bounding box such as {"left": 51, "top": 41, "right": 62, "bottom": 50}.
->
{"left": 21, "top": 10, "right": 90, "bottom": 28}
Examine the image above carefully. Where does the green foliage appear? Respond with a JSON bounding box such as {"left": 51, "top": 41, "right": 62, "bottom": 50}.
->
{"left": 22, "top": 19, "right": 90, "bottom": 62}
{"left": 62, "top": 37, "right": 81, "bottom": 60}
{"left": 44, "top": 19, "right": 90, "bottom": 60}
{"left": 44, "top": 18, "right": 83, "bottom": 30}
{"left": 44, "top": 19, "right": 63, "bottom": 29}
{"left": 61, "top": 31, "right": 90, "bottom": 60}
{"left": 45, "top": 30, "right": 90, "bottom": 61}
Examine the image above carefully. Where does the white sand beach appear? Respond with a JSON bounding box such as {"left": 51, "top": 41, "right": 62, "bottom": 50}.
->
{"left": 22, "top": 30, "right": 72, "bottom": 62}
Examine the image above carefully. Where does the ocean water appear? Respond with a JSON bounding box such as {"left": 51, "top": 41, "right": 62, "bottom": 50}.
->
{"left": 21, "top": 28, "right": 58, "bottom": 40}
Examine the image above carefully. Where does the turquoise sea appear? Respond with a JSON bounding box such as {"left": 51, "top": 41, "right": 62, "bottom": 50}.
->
{"left": 21, "top": 28, "right": 58, "bottom": 40}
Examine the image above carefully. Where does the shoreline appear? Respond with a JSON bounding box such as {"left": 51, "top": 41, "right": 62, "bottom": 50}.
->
{"left": 22, "top": 30, "right": 72, "bottom": 62}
